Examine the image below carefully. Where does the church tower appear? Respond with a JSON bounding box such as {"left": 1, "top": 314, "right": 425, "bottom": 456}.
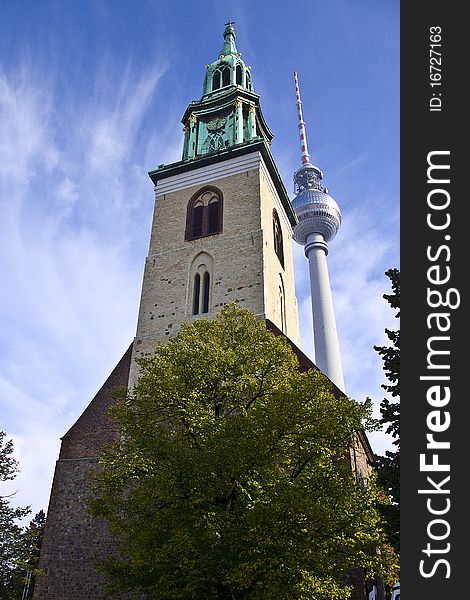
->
{"left": 32, "top": 25, "right": 303, "bottom": 600}
{"left": 32, "top": 25, "right": 374, "bottom": 600}
{"left": 130, "top": 22, "right": 300, "bottom": 384}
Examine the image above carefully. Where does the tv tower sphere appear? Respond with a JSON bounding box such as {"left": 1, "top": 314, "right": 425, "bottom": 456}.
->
{"left": 291, "top": 162, "right": 342, "bottom": 247}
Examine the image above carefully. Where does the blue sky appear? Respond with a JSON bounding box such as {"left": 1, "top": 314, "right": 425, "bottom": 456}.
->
{"left": 0, "top": 0, "right": 399, "bottom": 518}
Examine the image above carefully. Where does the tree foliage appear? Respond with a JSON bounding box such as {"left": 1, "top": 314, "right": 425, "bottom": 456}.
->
{"left": 91, "top": 304, "right": 398, "bottom": 599}
{"left": 0, "top": 431, "right": 45, "bottom": 599}
{"left": 0, "top": 431, "right": 30, "bottom": 598}
{"left": 20, "top": 510, "right": 46, "bottom": 599}
{"left": 374, "top": 269, "right": 400, "bottom": 552}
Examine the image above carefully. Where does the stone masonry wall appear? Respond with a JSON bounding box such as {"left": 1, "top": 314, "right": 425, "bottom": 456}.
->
{"left": 130, "top": 153, "right": 300, "bottom": 386}
{"left": 32, "top": 345, "right": 133, "bottom": 600}
{"left": 32, "top": 458, "right": 116, "bottom": 600}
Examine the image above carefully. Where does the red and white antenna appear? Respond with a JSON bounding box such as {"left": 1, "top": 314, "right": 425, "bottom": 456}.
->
{"left": 294, "top": 71, "right": 311, "bottom": 165}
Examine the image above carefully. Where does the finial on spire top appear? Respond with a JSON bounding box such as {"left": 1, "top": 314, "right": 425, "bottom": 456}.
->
{"left": 221, "top": 21, "right": 238, "bottom": 56}
{"left": 294, "top": 71, "right": 311, "bottom": 165}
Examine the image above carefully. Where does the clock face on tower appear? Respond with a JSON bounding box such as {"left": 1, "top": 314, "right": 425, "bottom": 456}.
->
{"left": 206, "top": 116, "right": 227, "bottom": 131}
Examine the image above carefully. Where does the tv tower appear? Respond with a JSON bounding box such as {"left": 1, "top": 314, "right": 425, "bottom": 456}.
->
{"left": 291, "top": 71, "right": 345, "bottom": 391}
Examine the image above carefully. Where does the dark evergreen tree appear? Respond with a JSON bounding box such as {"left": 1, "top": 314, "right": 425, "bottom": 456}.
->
{"left": 20, "top": 510, "right": 46, "bottom": 599}
{"left": 374, "top": 268, "right": 400, "bottom": 552}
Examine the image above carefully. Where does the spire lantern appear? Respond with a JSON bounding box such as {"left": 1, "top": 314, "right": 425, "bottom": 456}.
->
{"left": 180, "top": 23, "right": 274, "bottom": 162}
{"left": 201, "top": 22, "right": 253, "bottom": 99}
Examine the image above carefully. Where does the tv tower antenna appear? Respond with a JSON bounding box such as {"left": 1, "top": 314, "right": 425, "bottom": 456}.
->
{"left": 291, "top": 71, "right": 345, "bottom": 391}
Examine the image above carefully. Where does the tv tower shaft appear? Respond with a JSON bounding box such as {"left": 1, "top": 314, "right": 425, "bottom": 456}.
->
{"left": 291, "top": 71, "right": 345, "bottom": 391}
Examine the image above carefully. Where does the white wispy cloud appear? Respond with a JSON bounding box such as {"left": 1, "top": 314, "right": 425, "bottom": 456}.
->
{"left": 1, "top": 39, "right": 399, "bottom": 520}
{"left": 0, "top": 59, "right": 169, "bottom": 516}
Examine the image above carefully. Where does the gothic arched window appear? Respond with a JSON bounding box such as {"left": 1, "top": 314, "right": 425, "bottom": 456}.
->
{"left": 202, "top": 272, "right": 210, "bottom": 314}
{"left": 212, "top": 63, "right": 230, "bottom": 91}
{"left": 193, "top": 273, "right": 201, "bottom": 315}
{"left": 185, "top": 187, "right": 223, "bottom": 241}
{"left": 273, "top": 209, "right": 284, "bottom": 268}
{"left": 192, "top": 201, "right": 204, "bottom": 238}
{"left": 279, "top": 275, "right": 286, "bottom": 333}
{"left": 208, "top": 199, "right": 220, "bottom": 234}
{"left": 246, "top": 69, "right": 252, "bottom": 91}
{"left": 236, "top": 63, "right": 242, "bottom": 85}
{"left": 222, "top": 65, "right": 230, "bottom": 87}
{"left": 212, "top": 70, "right": 221, "bottom": 91}
{"left": 189, "top": 252, "right": 213, "bottom": 317}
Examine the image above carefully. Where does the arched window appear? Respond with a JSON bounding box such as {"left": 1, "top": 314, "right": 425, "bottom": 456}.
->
{"left": 212, "top": 63, "right": 230, "bottom": 91}
{"left": 202, "top": 272, "right": 210, "bottom": 314}
{"left": 193, "top": 273, "right": 201, "bottom": 315}
{"left": 189, "top": 252, "right": 213, "bottom": 317}
{"left": 279, "top": 275, "right": 286, "bottom": 333}
{"left": 246, "top": 70, "right": 252, "bottom": 91}
{"left": 273, "top": 209, "right": 284, "bottom": 268}
{"left": 185, "top": 187, "right": 223, "bottom": 241}
{"left": 212, "top": 70, "right": 221, "bottom": 91}
{"left": 193, "top": 270, "right": 210, "bottom": 315}
{"left": 193, "top": 202, "right": 204, "bottom": 238}
{"left": 222, "top": 65, "right": 230, "bottom": 87}
{"left": 208, "top": 199, "right": 220, "bottom": 234}
{"left": 236, "top": 63, "right": 242, "bottom": 85}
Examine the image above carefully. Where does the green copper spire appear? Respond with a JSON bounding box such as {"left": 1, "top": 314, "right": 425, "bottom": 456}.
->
{"left": 201, "top": 22, "right": 252, "bottom": 98}
{"left": 220, "top": 21, "right": 238, "bottom": 56}
{"left": 180, "top": 23, "right": 274, "bottom": 161}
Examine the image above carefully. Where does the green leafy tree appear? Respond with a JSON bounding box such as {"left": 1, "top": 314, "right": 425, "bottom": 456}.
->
{"left": 374, "top": 269, "right": 400, "bottom": 552}
{"left": 0, "top": 430, "right": 31, "bottom": 599}
{"left": 91, "top": 304, "right": 398, "bottom": 599}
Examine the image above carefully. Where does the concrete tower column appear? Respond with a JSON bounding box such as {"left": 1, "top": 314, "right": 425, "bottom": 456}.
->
{"left": 305, "top": 233, "right": 344, "bottom": 391}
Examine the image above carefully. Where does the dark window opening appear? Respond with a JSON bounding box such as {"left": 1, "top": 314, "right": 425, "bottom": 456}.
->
{"left": 246, "top": 70, "right": 252, "bottom": 90}
{"left": 236, "top": 64, "right": 242, "bottom": 85}
{"left": 279, "top": 286, "right": 285, "bottom": 333}
{"left": 213, "top": 64, "right": 230, "bottom": 91}
{"left": 193, "top": 204, "right": 203, "bottom": 237}
{"left": 222, "top": 65, "right": 230, "bottom": 87}
{"left": 185, "top": 187, "right": 223, "bottom": 241}
{"left": 213, "top": 71, "right": 221, "bottom": 91}
{"left": 208, "top": 201, "right": 219, "bottom": 234}
{"left": 193, "top": 273, "right": 201, "bottom": 315}
{"left": 203, "top": 272, "right": 210, "bottom": 313}
{"left": 273, "top": 210, "right": 284, "bottom": 268}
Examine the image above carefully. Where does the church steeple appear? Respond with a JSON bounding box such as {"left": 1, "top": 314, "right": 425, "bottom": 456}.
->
{"left": 220, "top": 21, "right": 238, "bottom": 56}
{"left": 181, "top": 23, "right": 273, "bottom": 161}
